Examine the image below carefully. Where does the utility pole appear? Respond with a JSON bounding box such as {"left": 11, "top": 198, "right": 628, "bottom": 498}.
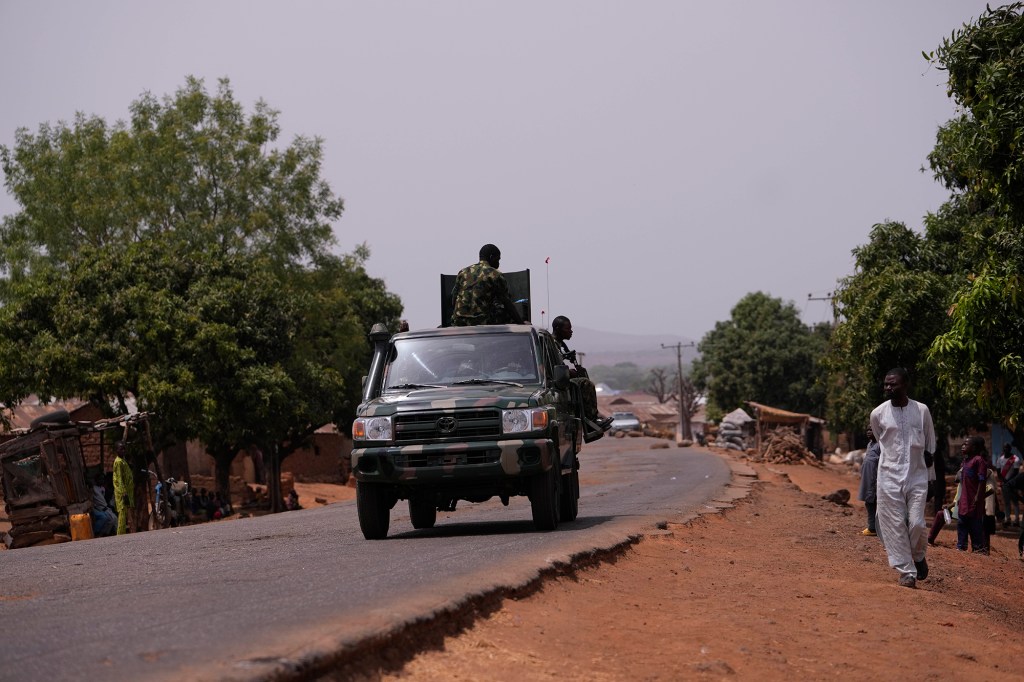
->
{"left": 807, "top": 292, "right": 838, "bottom": 325}
{"left": 661, "top": 341, "right": 696, "bottom": 442}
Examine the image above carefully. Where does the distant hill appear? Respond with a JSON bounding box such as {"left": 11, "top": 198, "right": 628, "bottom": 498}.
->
{"left": 569, "top": 326, "right": 700, "bottom": 369}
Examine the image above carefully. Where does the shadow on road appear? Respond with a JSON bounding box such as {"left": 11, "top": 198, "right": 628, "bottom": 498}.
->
{"left": 387, "top": 514, "right": 621, "bottom": 539}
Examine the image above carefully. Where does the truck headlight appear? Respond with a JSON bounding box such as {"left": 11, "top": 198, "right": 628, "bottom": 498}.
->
{"left": 502, "top": 408, "right": 548, "bottom": 434}
{"left": 353, "top": 416, "right": 393, "bottom": 441}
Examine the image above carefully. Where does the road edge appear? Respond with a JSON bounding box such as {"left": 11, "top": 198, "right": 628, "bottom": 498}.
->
{"left": 254, "top": 449, "right": 759, "bottom": 682}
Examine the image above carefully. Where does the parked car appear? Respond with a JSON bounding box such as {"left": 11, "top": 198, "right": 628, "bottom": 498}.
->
{"left": 609, "top": 411, "right": 642, "bottom": 434}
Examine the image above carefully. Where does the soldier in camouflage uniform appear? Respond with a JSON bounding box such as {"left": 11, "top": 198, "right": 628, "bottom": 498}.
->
{"left": 451, "top": 244, "right": 525, "bottom": 326}
{"left": 552, "top": 315, "right": 613, "bottom": 432}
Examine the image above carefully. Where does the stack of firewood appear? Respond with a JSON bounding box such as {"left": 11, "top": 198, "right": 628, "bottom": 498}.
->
{"left": 754, "top": 427, "right": 822, "bottom": 467}
{"left": 2, "top": 505, "right": 70, "bottom": 549}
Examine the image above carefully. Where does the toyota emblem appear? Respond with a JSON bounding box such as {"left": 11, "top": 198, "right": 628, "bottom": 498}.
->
{"left": 436, "top": 416, "right": 458, "bottom": 434}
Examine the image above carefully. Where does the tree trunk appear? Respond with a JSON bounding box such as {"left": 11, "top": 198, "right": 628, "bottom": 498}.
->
{"left": 212, "top": 449, "right": 236, "bottom": 502}
{"left": 132, "top": 475, "right": 150, "bottom": 533}
{"left": 130, "top": 448, "right": 157, "bottom": 533}
{"left": 268, "top": 444, "right": 283, "bottom": 514}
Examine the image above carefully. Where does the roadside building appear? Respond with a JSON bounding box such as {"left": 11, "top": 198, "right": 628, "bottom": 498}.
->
{"left": 185, "top": 424, "right": 353, "bottom": 486}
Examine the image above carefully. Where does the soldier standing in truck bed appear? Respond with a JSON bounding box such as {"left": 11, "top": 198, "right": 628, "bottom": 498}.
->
{"left": 451, "top": 244, "right": 525, "bottom": 326}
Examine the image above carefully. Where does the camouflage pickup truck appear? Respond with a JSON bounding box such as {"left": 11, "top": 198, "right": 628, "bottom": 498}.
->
{"left": 350, "top": 323, "right": 585, "bottom": 539}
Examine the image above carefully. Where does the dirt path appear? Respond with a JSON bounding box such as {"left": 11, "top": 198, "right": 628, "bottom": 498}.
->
{"left": 339, "top": 448, "right": 1024, "bottom": 681}
{"left": 292, "top": 480, "right": 356, "bottom": 506}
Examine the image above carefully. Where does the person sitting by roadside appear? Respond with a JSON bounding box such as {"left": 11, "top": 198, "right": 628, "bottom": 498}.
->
{"left": 90, "top": 474, "right": 118, "bottom": 537}
{"left": 210, "top": 492, "right": 232, "bottom": 520}
{"left": 192, "top": 488, "right": 205, "bottom": 516}
{"left": 204, "top": 491, "right": 220, "bottom": 521}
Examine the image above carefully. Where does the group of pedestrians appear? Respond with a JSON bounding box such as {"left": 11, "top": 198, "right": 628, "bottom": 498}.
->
{"left": 193, "top": 488, "right": 233, "bottom": 521}
{"left": 859, "top": 368, "right": 1024, "bottom": 589}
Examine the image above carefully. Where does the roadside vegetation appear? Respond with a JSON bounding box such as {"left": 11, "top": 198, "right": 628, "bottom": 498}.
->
{"left": 0, "top": 78, "right": 402, "bottom": 499}
{"left": 692, "top": 4, "right": 1024, "bottom": 450}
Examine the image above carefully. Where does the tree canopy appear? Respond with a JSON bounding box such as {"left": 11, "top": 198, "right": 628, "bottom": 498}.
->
{"left": 925, "top": 4, "right": 1024, "bottom": 436}
{"left": 692, "top": 292, "right": 828, "bottom": 417}
{"left": 0, "top": 77, "right": 402, "bottom": 494}
{"left": 825, "top": 4, "right": 1024, "bottom": 446}
{"left": 824, "top": 220, "right": 964, "bottom": 436}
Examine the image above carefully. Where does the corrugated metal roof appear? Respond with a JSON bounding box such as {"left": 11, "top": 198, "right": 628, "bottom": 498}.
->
{"left": 746, "top": 401, "right": 824, "bottom": 424}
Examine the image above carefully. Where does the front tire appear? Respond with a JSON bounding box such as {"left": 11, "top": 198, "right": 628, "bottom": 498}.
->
{"left": 356, "top": 482, "right": 391, "bottom": 540}
{"left": 559, "top": 465, "right": 579, "bottom": 522}
{"left": 530, "top": 462, "right": 561, "bottom": 531}
{"left": 409, "top": 498, "right": 437, "bottom": 529}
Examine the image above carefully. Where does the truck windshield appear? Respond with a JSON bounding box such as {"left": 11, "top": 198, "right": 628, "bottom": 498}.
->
{"left": 383, "top": 333, "right": 540, "bottom": 389}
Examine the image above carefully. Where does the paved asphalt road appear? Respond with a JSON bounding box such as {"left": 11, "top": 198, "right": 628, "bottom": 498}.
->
{"left": 0, "top": 438, "right": 731, "bottom": 681}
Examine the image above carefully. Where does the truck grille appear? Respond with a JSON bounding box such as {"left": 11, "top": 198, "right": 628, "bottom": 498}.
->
{"left": 394, "top": 409, "right": 501, "bottom": 442}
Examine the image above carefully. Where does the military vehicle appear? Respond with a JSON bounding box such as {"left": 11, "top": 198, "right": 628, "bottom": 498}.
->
{"left": 350, "top": 322, "right": 590, "bottom": 539}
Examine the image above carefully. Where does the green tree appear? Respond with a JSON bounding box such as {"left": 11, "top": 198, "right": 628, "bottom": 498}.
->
{"left": 0, "top": 77, "right": 402, "bottom": 499}
{"left": 925, "top": 4, "right": 1024, "bottom": 441}
{"left": 825, "top": 221, "right": 959, "bottom": 437}
{"left": 692, "top": 292, "right": 828, "bottom": 416}
{"left": 588, "top": 362, "right": 647, "bottom": 392}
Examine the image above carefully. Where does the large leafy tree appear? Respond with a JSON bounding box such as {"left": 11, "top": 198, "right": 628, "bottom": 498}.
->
{"left": 0, "top": 77, "right": 402, "bottom": 497}
{"left": 925, "top": 3, "right": 1024, "bottom": 440}
{"left": 692, "top": 292, "right": 828, "bottom": 416}
{"left": 824, "top": 220, "right": 965, "bottom": 438}
{"left": 825, "top": 5, "right": 1023, "bottom": 448}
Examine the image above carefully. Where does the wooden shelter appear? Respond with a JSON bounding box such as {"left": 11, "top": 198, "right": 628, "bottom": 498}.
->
{"left": 1, "top": 411, "right": 152, "bottom": 549}
{"left": 746, "top": 401, "right": 825, "bottom": 457}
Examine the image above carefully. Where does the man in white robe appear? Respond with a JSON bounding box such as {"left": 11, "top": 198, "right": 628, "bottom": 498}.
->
{"left": 869, "top": 367, "right": 936, "bottom": 588}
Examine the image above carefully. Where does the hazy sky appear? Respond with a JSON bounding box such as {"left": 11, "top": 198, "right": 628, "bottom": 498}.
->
{"left": 0, "top": 1, "right": 991, "bottom": 340}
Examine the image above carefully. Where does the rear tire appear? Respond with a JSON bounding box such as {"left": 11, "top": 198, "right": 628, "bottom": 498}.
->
{"left": 530, "top": 462, "right": 561, "bottom": 531}
{"left": 356, "top": 482, "right": 391, "bottom": 540}
{"left": 408, "top": 498, "right": 437, "bottom": 529}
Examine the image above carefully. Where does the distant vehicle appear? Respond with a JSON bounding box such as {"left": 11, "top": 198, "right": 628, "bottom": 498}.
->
{"left": 609, "top": 412, "right": 642, "bottom": 434}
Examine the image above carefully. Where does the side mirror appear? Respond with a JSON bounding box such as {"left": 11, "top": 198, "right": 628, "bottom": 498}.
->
{"left": 361, "top": 375, "right": 368, "bottom": 389}
{"left": 553, "top": 365, "right": 571, "bottom": 391}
